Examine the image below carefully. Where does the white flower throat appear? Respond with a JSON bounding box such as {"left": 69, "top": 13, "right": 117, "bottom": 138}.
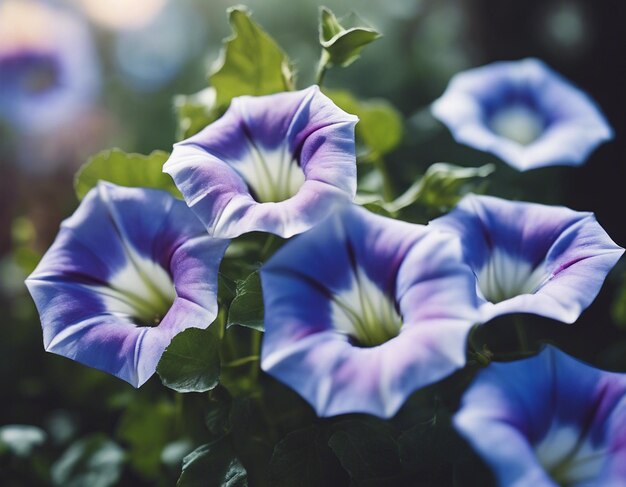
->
{"left": 331, "top": 265, "right": 402, "bottom": 347}
{"left": 476, "top": 249, "right": 548, "bottom": 303}
{"left": 99, "top": 249, "right": 176, "bottom": 327}
{"left": 234, "top": 143, "right": 305, "bottom": 203}
{"left": 489, "top": 104, "right": 545, "bottom": 146}
{"left": 535, "top": 425, "right": 606, "bottom": 485}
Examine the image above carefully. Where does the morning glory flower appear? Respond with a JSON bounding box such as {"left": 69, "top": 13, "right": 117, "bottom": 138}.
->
{"left": 455, "top": 346, "right": 626, "bottom": 486}
{"left": 25, "top": 183, "right": 228, "bottom": 387}
{"left": 164, "top": 86, "right": 358, "bottom": 239}
{"left": 431, "top": 58, "right": 613, "bottom": 171}
{"left": 430, "top": 194, "right": 623, "bottom": 323}
{"left": 260, "top": 205, "right": 479, "bottom": 417}
{"left": 0, "top": 0, "right": 100, "bottom": 134}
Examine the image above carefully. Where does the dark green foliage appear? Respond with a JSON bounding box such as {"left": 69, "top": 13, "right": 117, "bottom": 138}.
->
{"left": 157, "top": 327, "right": 221, "bottom": 393}
{"left": 228, "top": 271, "right": 264, "bottom": 332}
{"left": 177, "top": 438, "right": 248, "bottom": 487}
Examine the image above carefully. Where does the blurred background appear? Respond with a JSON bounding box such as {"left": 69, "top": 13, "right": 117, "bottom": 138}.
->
{"left": 1, "top": 0, "right": 626, "bottom": 484}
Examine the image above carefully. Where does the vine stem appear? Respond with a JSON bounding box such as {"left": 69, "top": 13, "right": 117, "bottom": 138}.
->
{"left": 249, "top": 331, "right": 262, "bottom": 381}
{"left": 373, "top": 154, "right": 394, "bottom": 202}
{"left": 315, "top": 50, "right": 331, "bottom": 86}
{"left": 514, "top": 315, "right": 528, "bottom": 352}
{"left": 260, "top": 234, "right": 277, "bottom": 261}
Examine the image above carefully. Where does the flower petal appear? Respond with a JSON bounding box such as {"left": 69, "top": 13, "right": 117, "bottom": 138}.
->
{"left": 431, "top": 194, "right": 623, "bottom": 323}
{"left": 261, "top": 205, "right": 478, "bottom": 417}
{"left": 455, "top": 346, "right": 626, "bottom": 486}
{"left": 432, "top": 58, "right": 613, "bottom": 171}
{"left": 26, "top": 183, "right": 228, "bottom": 386}
{"left": 164, "top": 85, "right": 358, "bottom": 238}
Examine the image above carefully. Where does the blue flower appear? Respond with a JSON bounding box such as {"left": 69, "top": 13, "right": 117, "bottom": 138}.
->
{"left": 431, "top": 194, "right": 623, "bottom": 323}
{"left": 164, "top": 86, "right": 358, "bottom": 239}
{"left": 432, "top": 58, "right": 613, "bottom": 171}
{"left": 455, "top": 346, "right": 626, "bottom": 486}
{"left": 0, "top": 0, "right": 100, "bottom": 134}
{"left": 260, "top": 205, "right": 479, "bottom": 417}
{"left": 25, "top": 183, "right": 229, "bottom": 387}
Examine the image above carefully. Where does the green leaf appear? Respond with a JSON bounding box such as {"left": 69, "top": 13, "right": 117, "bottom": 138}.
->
{"left": 218, "top": 272, "right": 238, "bottom": 306}
{"left": 51, "top": 434, "right": 125, "bottom": 487}
{"left": 210, "top": 6, "right": 294, "bottom": 109}
{"left": 228, "top": 398, "right": 273, "bottom": 484}
{"left": 398, "top": 415, "right": 456, "bottom": 472}
{"left": 175, "top": 87, "right": 219, "bottom": 140}
{"left": 177, "top": 438, "right": 247, "bottom": 487}
{"left": 157, "top": 327, "right": 221, "bottom": 393}
{"left": 392, "top": 162, "right": 494, "bottom": 214}
{"left": 74, "top": 149, "right": 179, "bottom": 200}
{"left": 117, "top": 399, "right": 176, "bottom": 478}
{"left": 0, "top": 425, "right": 46, "bottom": 458}
{"left": 268, "top": 426, "right": 348, "bottom": 487}
{"left": 398, "top": 413, "right": 495, "bottom": 484}
{"left": 382, "top": 163, "right": 495, "bottom": 215}
{"left": 227, "top": 271, "right": 264, "bottom": 332}
{"left": 325, "top": 89, "right": 403, "bottom": 155}
{"left": 328, "top": 419, "right": 403, "bottom": 484}
{"left": 319, "top": 7, "right": 381, "bottom": 68}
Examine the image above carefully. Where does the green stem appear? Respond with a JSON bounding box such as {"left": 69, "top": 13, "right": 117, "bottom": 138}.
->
{"left": 223, "top": 355, "right": 260, "bottom": 368}
{"left": 514, "top": 315, "right": 528, "bottom": 352}
{"left": 249, "top": 331, "right": 262, "bottom": 381}
{"left": 371, "top": 153, "right": 394, "bottom": 202}
{"left": 216, "top": 308, "right": 226, "bottom": 340}
{"left": 467, "top": 324, "right": 481, "bottom": 352}
{"left": 260, "top": 234, "right": 277, "bottom": 261}
{"left": 315, "top": 50, "right": 331, "bottom": 86}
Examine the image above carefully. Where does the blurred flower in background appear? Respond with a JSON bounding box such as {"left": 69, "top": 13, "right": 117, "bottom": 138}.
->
{"left": 73, "top": 0, "right": 167, "bottom": 30}
{"left": 432, "top": 58, "right": 613, "bottom": 171}
{"left": 0, "top": 0, "right": 100, "bottom": 135}
{"left": 112, "top": 1, "right": 208, "bottom": 91}
{"left": 0, "top": 0, "right": 108, "bottom": 177}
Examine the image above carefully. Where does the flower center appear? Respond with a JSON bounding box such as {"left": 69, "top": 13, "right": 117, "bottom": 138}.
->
{"left": 330, "top": 266, "right": 402, "bottom": 347}
{"left": 0, "top": 52, "right": 60, "bottom": 95}
{"left": 535, "top": 426, "right": 606, "bottom": 486}
{"left": 489, "top": 104, "right": 545, "bottom": 145}
{"left": 98, "top": 251, "right": 176, "bottom": 327}
{"left": 476, "top": 250, "right": 548, "bottom": 304}
{"left": 234, "top": 142, "right": 305, "bottom": 203}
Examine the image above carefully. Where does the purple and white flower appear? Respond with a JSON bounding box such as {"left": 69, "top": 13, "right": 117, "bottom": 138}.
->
{"left": 260, "top": 205, "right": 479, "bottom": 418}
{"left": 430, "top": 194, "right": 623, "bottom": 323}
{"left": 455, "top": 346, "right": 626, "bottom": 486}
{"left": 25, "top": 183, "right": 228, "bottom": 387}
{"left": 0, "top": 0, "right": 100, "bottom": 134}
{"left": 164, "top": 86, "right": 358, "bottom": 239}
{"left": 432, "top": 58, "right": 613, "bottom": 171}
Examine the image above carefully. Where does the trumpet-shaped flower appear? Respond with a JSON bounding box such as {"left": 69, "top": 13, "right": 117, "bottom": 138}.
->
{"left": 0, "top": 0, "right": 100, "bottom": 134}
{"left": 455, "top": 346, "right": 626, "bottom": 486}
{"left": 25, "top": 183, "right": 229, "bottom": 387}
{"left": 164, "top": 86, "right": 358, "bottom": 239}
{"left": 260, "top": 205, "right": 479, "bottom": 418}
{"left": 430, "top": 194, "right": 623, "bottom": 323}
{"left": 432, "top": 58, "right": 613, "bottom": 171}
